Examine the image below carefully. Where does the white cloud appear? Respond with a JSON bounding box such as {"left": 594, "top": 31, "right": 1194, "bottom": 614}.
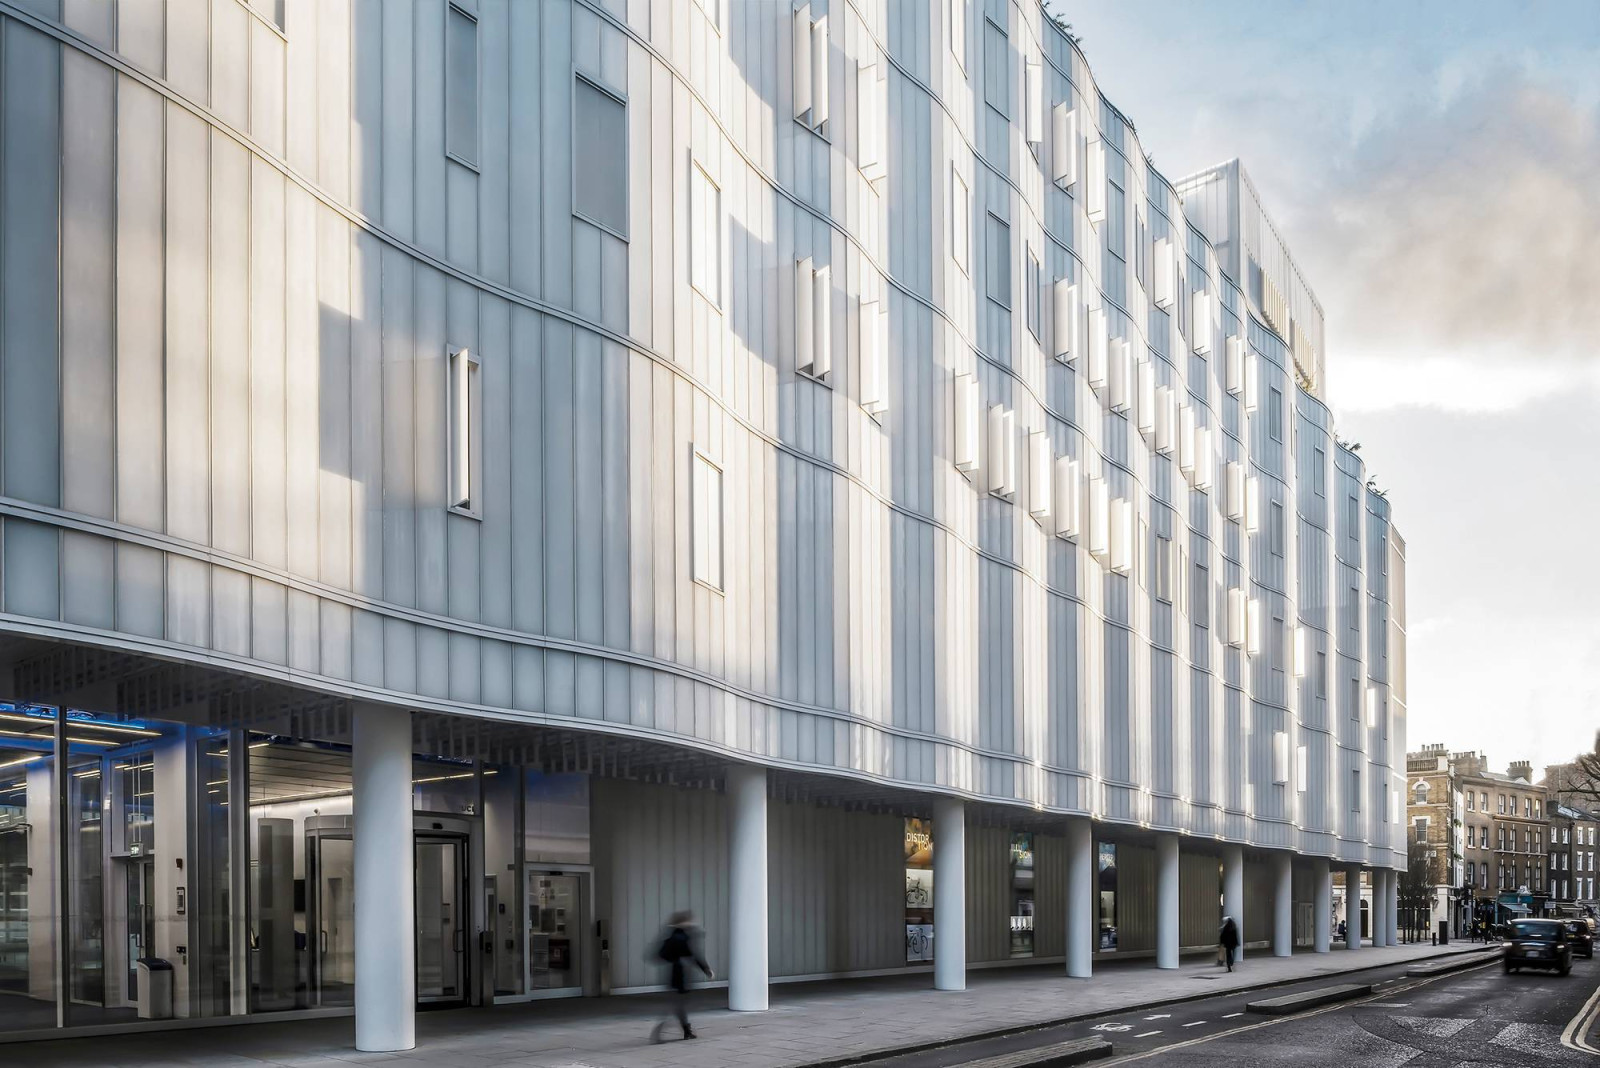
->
{"left": 1332, "top": 353, "right": 1600, "bottom": 414}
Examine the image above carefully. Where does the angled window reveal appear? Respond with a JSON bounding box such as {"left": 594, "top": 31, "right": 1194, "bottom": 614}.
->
{"left": 1109, "top": 497, "right": 1133, "bottom": 574}
{"left": 1086, "top": 138, "right": 1106, "bottom": 225}
{"left": 1226, "top": 334, "right": 1245, "bottom": 395}
{"left": 951, "top": 167, "right": 971, "bottom": 272}
{"left": 448, "top": 346, "right": 482, "bottom": 517}
{"left": 795, "top": 257, "right": 831, "bottom": 378}
{"left": 1027, "top": 431, "right": 1051, "bottom": 519}
{"left": 1087, "top": 308, "right": 1108, "bottom": 388}
{"left": 793, "top": 5, "right": 829, "bottom": 133}
{"left": 1024, "top": 57, "right": 1043, "bottom": 146}
{"left": 690, "top": 159, "right": 721, "bottom": 306}
{"left": 987, "top": 405, "right": 1017, "bottom": 498}
{"left": 1026, "top": 247, "right": 1042, "bottom": 340}
{"left": 1052, "top": 279, "right": 1079, "bottom": 363}
{"left": 861, "top": 299, "right": 889, "bottom": 416}
{"left": 858, "top": 59, "right": 887, "bottom": 186}
{"left": 1088, "top": 477, "right": 1110, "bottom": 559}
{"left": 1051, "top": 103, "right": 1077, "bottom": 190}
{"left": 1135, "top": 358, "right": 1155, "bottom": 436}
{"left": 954, "top": 372, "right": 981, "bottom": 474}
{"left": 1054, "top": 456, "right": 1081, "bottom": 539}
{"left": 1227, "top": 587, "right": 1246, "bottom": 647}
{"left": 1225, "top": 461, "right": 1246, "bottom": 521}
{"left": 1153, "top": 238, "right": 1175, "bottom": 309}
{"left": 691, "top": 448, "right": 724, "bottom": 591}
{"left": 1273, "top": 731, "right": 1290, "bottom": 785}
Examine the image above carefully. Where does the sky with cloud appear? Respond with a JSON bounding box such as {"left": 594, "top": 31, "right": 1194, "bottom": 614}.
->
{"left": 1052, "top": 0, "right": 1600, "bottom": 774}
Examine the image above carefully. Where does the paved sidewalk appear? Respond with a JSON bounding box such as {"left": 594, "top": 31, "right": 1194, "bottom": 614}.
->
{"left": 14, "top": 941, "right": 1497, "bottom": 1068}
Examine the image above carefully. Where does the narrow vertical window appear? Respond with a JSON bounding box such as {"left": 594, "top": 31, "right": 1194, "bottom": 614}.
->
{"left": 1268, "top": 386, "right": 1284, "bottom": 442}
{"left": 1270, "top": 500, "right": 1285, "bottom": 557}
{"left": 1313, "top": 446, "right": 1326, "bottom": 496}
{"left": 983, "top": 19, "right": 1008, "bottom": 118}
{"left": 573, "top": 77, "right": 628, "bottom": 236}
{"left": 446, "top": 4, "right": 479, "bottom": 165}
{"left": 692, "top": 449, "right": 724, "bottom": 590}
{"left": 690, "top": 161, "right": 720, "bottom": 305}
{"left": 448, "top": 346, "right": 481, "bottom": 515}
{"left": 986, "top": 213, "right": 1011, "bottom": 307}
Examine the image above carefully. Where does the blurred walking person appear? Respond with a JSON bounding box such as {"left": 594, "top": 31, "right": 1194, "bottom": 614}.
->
{"left": 1219, "top": 915, "right": 1240, "bottom": 972}
{"left": 652, "top": 911, "right": 713, "bottom": 1042}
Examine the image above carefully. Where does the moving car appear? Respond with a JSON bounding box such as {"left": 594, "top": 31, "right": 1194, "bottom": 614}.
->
{"left": 1563, "top": 918, "right": 1595, "bottom": 959}
{"left": 1503, "top": 918, "right": 1572, "bottom": 975}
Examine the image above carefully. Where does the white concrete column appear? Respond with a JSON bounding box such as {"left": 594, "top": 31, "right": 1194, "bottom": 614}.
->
{"left": 1066, "top": 818, "right": 1094, "bottom": 978}
{"left": 1156, "top": 834, "right": 1180, "bottom": 970}
{"left": 933, "top": 797, "right": 966, "bottom": 991}
{"left": 1384, "top": 870, "right": 1398, "bottom": 946}
{"left": 1222, "top": 845, "right": 1245, "bottom": 963}
{"left": 353, "top": 704, "right": 415, "bottom": 1053}
{"left": 1313, "top": 858, "right": 1331, "bottom": 953}
{"left": 1344, "top": 865, "right": 1362, "bottom": 949}
{"left": 1378, "top": 870, "right": 1394, "bottom": 946}
{"left": 1273, "top": 852, "right": 1293, "bottom": 957}
{"left": 727, "top": 764, "right": 769, "bottom": 1011}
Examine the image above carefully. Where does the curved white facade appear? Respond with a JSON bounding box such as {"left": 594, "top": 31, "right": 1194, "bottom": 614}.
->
{"left": 0, "top": 0, "right": 1404, "bottom": 867}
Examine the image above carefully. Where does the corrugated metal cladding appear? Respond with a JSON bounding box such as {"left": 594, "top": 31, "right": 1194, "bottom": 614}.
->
{"left": 0, "top": 0, "right": 1401, "bottom": 869}
{"left": 596, "top": 781, "right": 1247, "bottom": 979}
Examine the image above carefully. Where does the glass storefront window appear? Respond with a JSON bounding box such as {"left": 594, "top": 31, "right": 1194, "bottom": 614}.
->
{"left": 904, "top": 818, "right": 933, "bottom": 962}
{"left": 1098, "top": 842, "right": 1118, "bottom": 951}
{"left": 0, "top": 713, "right": 56, "bottom": 1032}
{"left": 1010, "top": 833, "right": 1034, "bottom": 957}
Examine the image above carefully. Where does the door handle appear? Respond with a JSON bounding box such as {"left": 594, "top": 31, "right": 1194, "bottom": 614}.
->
{"left": 321, "top": 930, "right": 327, "bottom": 954}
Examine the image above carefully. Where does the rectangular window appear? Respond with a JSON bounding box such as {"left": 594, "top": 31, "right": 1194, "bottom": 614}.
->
{"left": 573, "top": 77, "right": 628, "bottom": 236}
{"left": 986, "top": 213, "right": 1011, "bottom": 308}
{"left": 1352, "top": 768, "right": 1361, "bottom": 812}
{"left": 692, "top": 449, "right": 724, "bottom": 590}
{"left": 1193, "top": 559, "right": 1210, "bottom": 629}
{"left": 446, "top": 4, "right": 479, "bottom": 165}
{"left": 1270, "top": 500, "right": 1285, "bottom": 557}
{"left": 448, "top": 346, "right": 481, "bottom": 515}
{"left": 690, "top": 161, "right": 720, "bottom": 305}
{"left": 1467, "top": 791, "right": 1474, "bottom": 811}
{"left": 952, "top": 169, "right": 970, "bottom": 272}
{"left": 1155, "top": 533, "right": 1172, "bottom": 603}
{"left": 1415, "top": 818, "right": 1427, "bottom": 843}
{"left": 1346, "top": 676, "right": 1358, "bottom": 721}
{"left": 1272, "top": 731, "right": 1289, "bottom": 785}
{"left": 1316, "top": 650, "right": 1327, "bottom": 699}
{"left": 1268, "top": 386, "right": 1284, "bottom": 442}
{"left": 1314, "top": 446, "right": 1326, "bottom": 496}
{"left": 1026, "top": 247, "right": 1041, "bottom": 339}
{"left": 983, "top": 19, "right": 1008, "bottom": 118}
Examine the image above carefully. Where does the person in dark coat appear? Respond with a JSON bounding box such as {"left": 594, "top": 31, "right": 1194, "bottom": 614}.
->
{"left": 1219, "top": 915, "right": 1241, "bottom": 972}
{"left": 652, "top": 911, "right": 713, "bottom": 1042}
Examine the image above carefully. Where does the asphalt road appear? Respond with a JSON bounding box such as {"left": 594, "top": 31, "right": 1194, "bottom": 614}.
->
{"left": 862, "top": 945, "right": 1600, "bottom": 1067}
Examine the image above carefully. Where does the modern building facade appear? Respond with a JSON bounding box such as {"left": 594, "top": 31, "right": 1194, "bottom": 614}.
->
{"left": 0, "top": 0, "right": 1406, "bottom": 1047}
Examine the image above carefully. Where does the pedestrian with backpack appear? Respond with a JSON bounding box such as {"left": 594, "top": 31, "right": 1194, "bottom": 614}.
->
{"left": 652, "top": 911, "right": 713, "bottom": 1042}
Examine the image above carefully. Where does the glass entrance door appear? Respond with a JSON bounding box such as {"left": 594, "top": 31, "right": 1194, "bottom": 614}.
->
{"left": 305, "top": 831, "right": 355, "bottom": 1007}
{"left": 123, "top": 858, "right": 154, "bottom": 1002}
{"left": 526, "top": 871, "right": 584, "bottom": 996}
{"left": 415, "top": 836, "right": 467, "bottom": 1005}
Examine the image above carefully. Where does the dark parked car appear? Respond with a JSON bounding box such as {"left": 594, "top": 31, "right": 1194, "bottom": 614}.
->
{"left": 1563, "top": 919, "right": 1595, "bottom": 959}
{"left": 1503, "top": 919, "right": 1572, "bottom": 975}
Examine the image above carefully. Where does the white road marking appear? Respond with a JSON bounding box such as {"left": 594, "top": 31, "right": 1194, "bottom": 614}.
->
{"left": 1183, "top": 1020, "right": 1207, "bottom": 1027}
{"left": 1092, "top": 1022, "right": 1134, "bottom": 1032}
{"left": 1143, "top": 1013, "right": 1171, "bottom": 1020}
{"left": 1222, "top": 1012, "right": 1243, "bottom": 1018}
{"left": 1134, "top": 1030, "right": 1163, "bottom": 1038}
{"left": 1095, "top": 958, "right": 1504, "bottom": 1066}
{"left": 1561, "top": 975, "right": 1600, "bottom": 1056}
